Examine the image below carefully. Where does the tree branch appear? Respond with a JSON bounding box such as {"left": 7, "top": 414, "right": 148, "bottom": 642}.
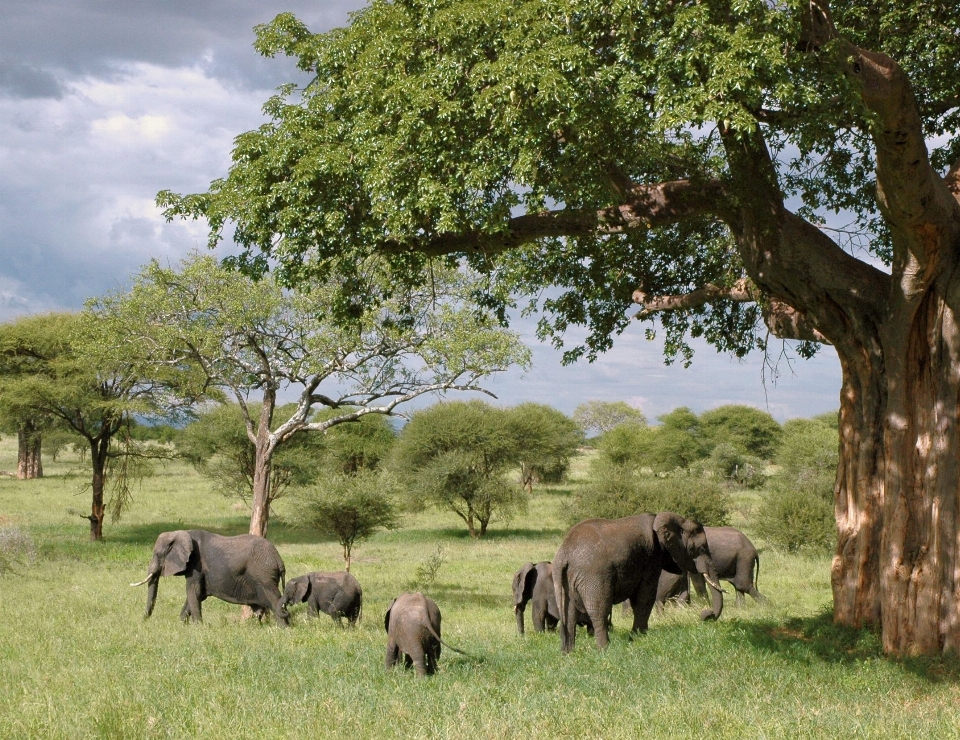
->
{"left": 632, "top": 277, "right": 831, "bottom": 344}
{"left": 380, "top": 179, "right": 731, "bottom": 257}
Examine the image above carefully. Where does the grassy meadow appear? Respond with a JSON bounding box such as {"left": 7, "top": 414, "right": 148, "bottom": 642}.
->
{"left": 0, "top": 440, "right": 958, "bottom": 739}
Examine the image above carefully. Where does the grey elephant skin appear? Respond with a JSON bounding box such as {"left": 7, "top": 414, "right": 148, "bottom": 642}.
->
{"left": 280, "top": 571, "right": 362, "bottom": 625}
{"left": 385, "top": 592, "right": 454, "bottom": 677}
{"left": 132, "top": 529, "right": 290, "bottom": 626}
{"left": 553, "top": 512, "right": 723, "bottom": 652}
{"left": 654, "top": 526, "right": 764, "bottom": 610}
{"left": 512, "top": 561, "right": 593, "bottom": 635}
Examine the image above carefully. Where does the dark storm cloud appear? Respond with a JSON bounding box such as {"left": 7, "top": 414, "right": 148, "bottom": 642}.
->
{"left": 1, "top": 0, "right": 366, "bottom": 90}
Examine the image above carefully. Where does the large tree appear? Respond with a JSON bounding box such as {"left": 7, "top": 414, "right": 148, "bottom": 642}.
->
{"left": 92, "top": 254, "right": 529, "bottom": 537}
{"left": 0, "top": 313, "right": 184, "bottom": 540}
{"left": 160, "top": 1, "right": 960, "bottom": 655}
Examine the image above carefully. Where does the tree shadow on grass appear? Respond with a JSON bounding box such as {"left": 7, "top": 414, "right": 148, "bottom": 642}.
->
{"left": 423, "top": 584, "right": 507, "bottom": 610}
{"left": 391, "top": 526, "right": 565, "bottom": 543}
{"left": 740, "top": 608, "right": 960, "bottom": 683}
{"left": 110, "top": 520, "right": 332, "bottom": 547}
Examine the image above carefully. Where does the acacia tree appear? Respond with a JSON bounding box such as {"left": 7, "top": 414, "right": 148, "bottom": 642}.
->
{"left": 0, "top": 313, "right": 184, "bottom": 540}
{"left": 160, "top": 2, "right": 960, "bottom": 654}
{"left": 573, "top": 400, "right": 648, "bottom": 436}
{"left": 91, "top": 254, "right": 529, "bottom": 537}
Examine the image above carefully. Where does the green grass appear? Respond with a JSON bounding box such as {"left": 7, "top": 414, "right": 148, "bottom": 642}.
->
{"left": 1, "top": 441, "right": 959, "bottom": 739}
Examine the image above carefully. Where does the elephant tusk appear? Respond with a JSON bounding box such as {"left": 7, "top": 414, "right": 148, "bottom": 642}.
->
{"left": 704, "top": 577, "right": 727, "bottom": 594}
{"left": 130, "top": 574, "right": 156, "bottom": 587}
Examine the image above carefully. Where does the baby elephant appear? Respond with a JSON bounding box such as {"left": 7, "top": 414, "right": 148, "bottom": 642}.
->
{"left": 280, "top": 571, "right": 362, "bottom": 626}
{"left": 385, "top": 592, "right": 466, "bottom": 677}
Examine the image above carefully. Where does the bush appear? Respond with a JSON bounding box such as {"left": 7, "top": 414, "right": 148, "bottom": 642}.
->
{"left": 699, "top": 443, "right": 767, "bottom": 488}
{"left": 597, "top": 421, "right": 703, "bottom": 473}
{"left": 506, "top": 402, "right": 582, "bottom": 491}
{"left": 390, "top": 400, "right": 526, "bottom": 537}
{"left": 755, "top": 416, "right": 838, "bottom": 552}
{"left": 699, "top": 405, "right": 782, "bottom": 459}
{"left": 755, "top": 485, "right": 835, "bottom": 552}
{"left": 0, "top": 525, "right": 37, "bottom": 575}
{"left": 289, "top": 469, "right": 401, "bottom": 570}
{"left": 566, "top": 461, "right": 731, "bottom": 527}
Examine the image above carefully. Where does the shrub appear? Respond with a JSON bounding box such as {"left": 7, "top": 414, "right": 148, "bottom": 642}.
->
{"left": 699, "top": 405, "right": 782, "bottom": 459}
{"left": 0, "top": 525, "right": 37, "bottom": 575}
{"left": 390, "top": 400, "right": 526, "bottom": 537}
{"left": 566, "top": 461, "right": 731, "bottom": 527}
{"left": 506, "top": 402, "right": 583, "bottom": 492}
{"left": 756, "top": 416, "right": 838, "bottom": 552}
{"left": 700, "top": 443, "right": 767, "bottom": 488}
{"left": 755, "top": 484, "right": 835, "bottom": 552}
{"left": 289, "top": 469, "right": 401, "bottom": 570}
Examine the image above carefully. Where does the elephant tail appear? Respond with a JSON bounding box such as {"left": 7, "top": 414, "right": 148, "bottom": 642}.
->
{"left": 555, "top": 559, "right": 573, "bottom": 652}
{"left": 424, "top": 623, "right": 474, "bottom": 659}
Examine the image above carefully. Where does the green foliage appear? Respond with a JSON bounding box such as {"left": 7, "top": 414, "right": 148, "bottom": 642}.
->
{"left": 756, "top": 417, "right": 838, "bottom": 552}
{"left": 0, "top": 525, "right": 36, "bottom": 576}
{"left": 699, "top": 405, "right": 782, "bottom": 459}
{"left": 176, "top": 403, "right": 326, "bottom": 503}
{"left": 567, "top": 459, "right": 731, "bottom": 527}
{"left": 126, "top": 420, "right": 179, "bottom": 444}
{"left": 289, "top": 469, "right": 401, "bottom": 568}
{"left": 391, "top": 400, "right": 526, "bottom": 537}
{"left": 598, "top": 417, "right": 704, "bottom": 473}
{"left": 506, "top": 402, "right": 582, "bottom": 490}
{"left": 698, "top": 443, "right": 767, "bottom": 489}
{"left": 572, "top": 400, "right": 647, "bottom": 436}
{"left": 313, "top": 409, "right": 397, "bottom": 474}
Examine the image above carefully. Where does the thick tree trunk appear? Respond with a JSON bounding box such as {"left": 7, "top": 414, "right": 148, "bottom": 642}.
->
{"left": 832, "top": 281, "right": 960, "bottom": 656}
{"left": 17, "top": 424, "right": 42, "bottom": 480}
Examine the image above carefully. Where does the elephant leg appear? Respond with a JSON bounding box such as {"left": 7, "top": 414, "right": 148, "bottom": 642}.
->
{"left": 747, "top": 585, "right": 766, "bottom": 603}
{"left": 385, "top": 639, "right": 400, "bottom": 670}
{"left": 544, "top": 612, "right": 559, "bottom": 631}
{"left": 532, "top": 602, "right": 547, "bottom": 633}
{"left": 184, "top": 579, "right": 203, "bottom": 623}
{"left": 630, "top": 569, "right": 661, "bottom": 633}
{"left": 560, "top": 598, "right": 579, "bottom": 654}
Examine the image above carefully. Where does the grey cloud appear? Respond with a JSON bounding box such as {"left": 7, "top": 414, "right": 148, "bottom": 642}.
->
{"left": 0, "top": 61, "right": 67, "bottom": 99}
{"left": 2, "top": 0, "right": 367, "bottom": 91}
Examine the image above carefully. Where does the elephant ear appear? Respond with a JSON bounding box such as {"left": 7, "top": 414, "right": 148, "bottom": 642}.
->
{"left": 291, "top": 577, "right": 311, "bottom": 603}
{"left": 513, "top": 563, "right": 536, "bottom": 605}
{"left": 384, "top": 598, "right": 397, "bottom": 633}
{"left": 653, "top": 512, "right": 689, "bottom": 574}
{"left": 161, "top": 531, "right": 193, "bottom": 576}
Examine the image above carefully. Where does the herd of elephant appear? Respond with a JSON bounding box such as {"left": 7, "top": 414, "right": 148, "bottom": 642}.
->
{"left": 130, "top": 512, "right": 764, "bottom": 676}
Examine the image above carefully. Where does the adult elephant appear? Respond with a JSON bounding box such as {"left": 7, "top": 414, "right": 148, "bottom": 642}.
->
{"left": 130, "top": 529, "right": 290, "bottom": 626}
{"left": 553, "top": 512, "right": 723, "bottom": 652}
{"left": 689, "top": 526, "right": 764, "bottom": 607}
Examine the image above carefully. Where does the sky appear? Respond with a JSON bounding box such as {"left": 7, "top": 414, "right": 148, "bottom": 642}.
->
{"left": 0, "top": 0, "right": 843, "bottom": 423}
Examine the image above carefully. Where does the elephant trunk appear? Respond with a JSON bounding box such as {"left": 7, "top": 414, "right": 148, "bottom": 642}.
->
{"left": 143, "top": 572, "right": 161, "bottom": 618}
{"left": 514, "top": 602, "right": 525, "bottom": 635}
{"left": 694, "top": 555, "right": 724, "bottom": 621}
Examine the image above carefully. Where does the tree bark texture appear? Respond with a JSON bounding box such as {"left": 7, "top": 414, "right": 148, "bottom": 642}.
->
{"left": 16, "top": 423, "right": 42, "bottom": 480}
{"left": 248, "top": 392, "right": 277, "bottom": 538}
{"left": 88, "top": 438, "right": 108, "bottom": 541}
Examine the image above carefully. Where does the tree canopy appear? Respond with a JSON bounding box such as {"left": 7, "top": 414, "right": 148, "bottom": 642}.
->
{"left": 91, "top": 253, "right": 529, "bottom": 537}
{"left": 159, "top": 0, "right": 960, "bottom": 654}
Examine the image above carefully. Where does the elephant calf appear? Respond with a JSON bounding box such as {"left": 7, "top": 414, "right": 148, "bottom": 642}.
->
{"left": 385, "top": 592, "right": 468, "bottom": 677}
{"left": 280, "top": 571, "right": 362, "bottom": 625}
{"left": 513, "top": 561, "right": 593, "bottom": 635}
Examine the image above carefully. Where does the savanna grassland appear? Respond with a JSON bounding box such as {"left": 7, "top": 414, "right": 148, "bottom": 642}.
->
{"left": 0, "top": 441, "right": 958, "bottom": 739}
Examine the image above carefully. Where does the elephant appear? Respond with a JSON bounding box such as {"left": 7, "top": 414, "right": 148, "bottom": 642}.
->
{"left": 553, "top": 512, "right": 724, "bottom": 652}
{"left": 385, "top": 592, "right": 467, "bottom": 677}
{"left": 652, "top": 527, "right": 765, "bottom": 610}
{"left": 131, "top": 529, "right": 290, "bottom": 627}
{"left": 279, "top": 571, "right": 363, "bottom": 625}
{"left": 512, "top": 561, "right": 594, "bottom": 635}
